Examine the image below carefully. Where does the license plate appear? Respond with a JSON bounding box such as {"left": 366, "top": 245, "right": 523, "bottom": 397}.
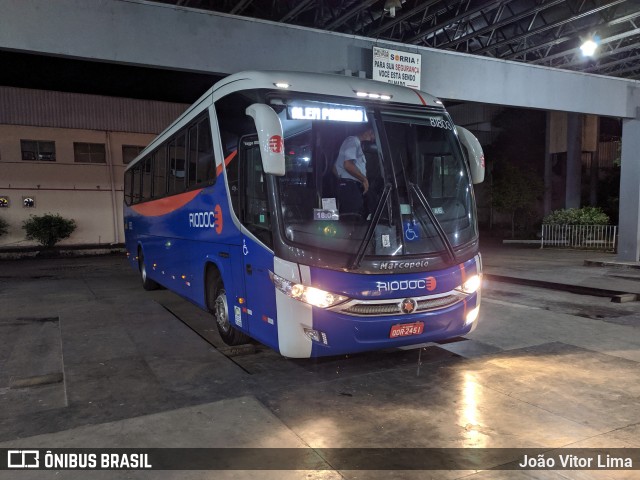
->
{"left": 389, "top": 322, "right": 424, "bottom": 338}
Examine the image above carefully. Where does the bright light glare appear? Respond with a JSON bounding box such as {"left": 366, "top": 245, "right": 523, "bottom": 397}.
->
{"left": 458, "top": 274, "right": 481, "bottom": 294}
{"left": 274, "top": 82, "right": 290, "bottom": 89}
{"left": 580, "top": 39, "right": 598, "bottom": 57}
{"left": 355, "top": 91, "right": 392, "bottom": 100}
{"left": 465, "top": 306, "right": 480, "bottom": 325}
{"left": 302, "top": 287, "right": 335, "bottom": 308}
{"left": 270, "top": 272, "right": 348, "bottom": 308}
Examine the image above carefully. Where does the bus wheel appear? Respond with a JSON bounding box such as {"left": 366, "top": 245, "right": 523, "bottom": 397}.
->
{"left": 211, "top": 278, "right": 250, "bottom": 346}
{"left": 138, "top": 248, "right": 159, "bottom": 291}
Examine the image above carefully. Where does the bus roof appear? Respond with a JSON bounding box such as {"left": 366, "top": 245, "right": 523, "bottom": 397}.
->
{"left": 126, "top": 70, "right": 443, "bottom": 170}
{"left": 211, "top": 70, "right": 441, "bottom": 108}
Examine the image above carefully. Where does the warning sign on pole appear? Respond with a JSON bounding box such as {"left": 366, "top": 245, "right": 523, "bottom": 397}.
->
{"left": 372, "top": 46, "right": 422, "bottom": 89}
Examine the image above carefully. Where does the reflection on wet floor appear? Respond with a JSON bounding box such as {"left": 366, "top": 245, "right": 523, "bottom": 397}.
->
{"left": 0, "top": 254, "right": 639, "bottom": 480}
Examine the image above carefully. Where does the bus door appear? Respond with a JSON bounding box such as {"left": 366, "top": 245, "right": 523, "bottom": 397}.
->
{"left": 237, "top": 136, "right": 279, "bottom": 350}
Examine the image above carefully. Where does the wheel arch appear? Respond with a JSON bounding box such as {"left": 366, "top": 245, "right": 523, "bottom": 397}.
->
{"left": 204, "top": 261, "right": 222, "bottom": 310}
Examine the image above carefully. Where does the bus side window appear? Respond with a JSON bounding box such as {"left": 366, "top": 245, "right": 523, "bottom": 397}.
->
{"left": 216, "top": 91, "right": 262, "bottom": 219}
{"left": 168, "top": 132, "right": 186, "bottom": 195}
{"left": 124, "top": 169, "right": 133, "bottom": 205}
{"left": 186, "top": 116, "right": 215, "bottom": 188}
{"left": 197, "top": 118, "right": 215, "bottom": 185}
{"left": 188, "top": 125, "right": 198, "bottom": 187}
{"left": 132, "top": 164, "right": 141, "bottom": 203}
{"left": 142, "top": 156, "right": 152, "bottom": 200}
{"left": 241, "top": 140, "right": 272, "bottom": 248}
{"left": 223, "top": 133, "right": 240, "bottom": 216}
{"left": 153, "top": 145, "right": 167, "bottom": 198}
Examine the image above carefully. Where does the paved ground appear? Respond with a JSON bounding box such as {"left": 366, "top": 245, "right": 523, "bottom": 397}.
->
{"left": 0, "top": 244, "right": 639, "bottom": 479}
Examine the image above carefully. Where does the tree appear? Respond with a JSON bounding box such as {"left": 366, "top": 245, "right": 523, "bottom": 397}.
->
{"left": 22, "top": 213, "right": 76, "bottom": 248}
{"left": 492, "top": 161, "right": 544, "bottom": 238}
{"left": 0, "top": 217, "right": 8, "bottom": 238}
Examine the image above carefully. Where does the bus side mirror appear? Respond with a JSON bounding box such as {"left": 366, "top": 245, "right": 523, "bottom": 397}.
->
{"left": 456, "top": 126, "right": 485, "bottom": 184}
{"left": 246, "top": 103, "right": 286, "bottom": 176}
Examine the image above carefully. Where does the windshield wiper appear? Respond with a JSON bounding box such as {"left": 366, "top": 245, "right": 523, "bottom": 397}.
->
{"left": 395, "top": 151, "right": 455, "bottom": 263}
{"left": 349, "top": 183, "right": 392, "bottom": 270}
{"left": 408, "top": 183, "right": 457, "bottom": 264}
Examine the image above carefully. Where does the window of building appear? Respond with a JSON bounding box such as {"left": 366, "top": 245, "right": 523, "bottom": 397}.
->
{"left": 74, "top": 142, "right": 106, "bottom": 163}
{"left": 122, "top": 145, "right": 145, "bottom": 164}
{"left": 21, "top": 140, "right": 56, "bottom": 161}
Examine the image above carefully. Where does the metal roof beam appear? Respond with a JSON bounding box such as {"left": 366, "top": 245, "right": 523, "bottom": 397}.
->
{"left": 230, "top": 0, "right": 253, "bottom": 16}
{"left": 526, "top": 9, "right": 640, "bottom": 63}
{"left": 364, "top": 0, "right": 442, "bottom": 37}
{"left": 524, "top": 24, "right": 640, "bottom": 64}
{"left": 438, "top": 0, "right": 565, "bottom": 49}
{"left": 324, "top": 0, "right": 378, "bottom": 30}
{"left": 583, "top": 49, "right": 640, "bottom": 72}
{"left": 606, "top": 60, "right": 640, "bottom": 76}
{"left": 472, "top": 0, "right": 628, "bottom": 56}
{"left": 407, "top": 0, "right": 506, "bottom": 45}
{"left": 279, "top": 0, "right": 316, "bottom": 23}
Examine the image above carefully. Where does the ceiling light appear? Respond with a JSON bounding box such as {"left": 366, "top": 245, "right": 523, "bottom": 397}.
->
{"left": 274, "top": 82, "right": 290, "bottom": 89}
{"left": 384, "top": 0, "right": 403, "bottom": 18}
{"left": 580, "top": 38, "right": 598, "bottom": 57}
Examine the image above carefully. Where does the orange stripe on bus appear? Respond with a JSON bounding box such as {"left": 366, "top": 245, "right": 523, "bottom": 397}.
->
{"left": 458, "top": 262, "right": 467, "bottom": 284}
{"left": 412, "top": 90, "right": 428, "bottom": 106}
{"left": 131, "top": 189, "right": 202, "bottom": 217}
{"left": 216, "top": 150, "right": 237, "bottom": 177}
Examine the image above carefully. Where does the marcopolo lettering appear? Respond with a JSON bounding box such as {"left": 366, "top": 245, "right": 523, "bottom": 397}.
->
{"left": 189, "top": 211, "right": 217, "bottom": 228}
{"left": 378, "top": 260, "right": 429, "bottom": 270}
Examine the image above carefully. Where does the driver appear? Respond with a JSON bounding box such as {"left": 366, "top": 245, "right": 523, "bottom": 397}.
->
{"left": 334, "top": 125, "right": 375, "bottom": 216}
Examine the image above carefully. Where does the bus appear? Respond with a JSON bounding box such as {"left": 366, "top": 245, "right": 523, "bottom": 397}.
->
{"left": 124, "top": 70, "right": 485, "bottom": 358}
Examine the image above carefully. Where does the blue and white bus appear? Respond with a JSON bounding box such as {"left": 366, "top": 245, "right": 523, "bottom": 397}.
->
{"left": 124, "top": 71, "right": 485, "bottom": 358}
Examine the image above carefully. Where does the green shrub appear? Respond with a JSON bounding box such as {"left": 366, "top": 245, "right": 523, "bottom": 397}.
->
{"left": 23, "top": 213, "right": 76, "bottom": 247}
{"left": 0, "top": 217, "right": 8, "bottom": 237}
{"left": 543, "top": 207, "right": 610, "bottom": 226}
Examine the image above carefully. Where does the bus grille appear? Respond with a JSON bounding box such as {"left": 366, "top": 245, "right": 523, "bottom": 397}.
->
{"left": 337, "top": 293, "right": 463, "bottom": 317}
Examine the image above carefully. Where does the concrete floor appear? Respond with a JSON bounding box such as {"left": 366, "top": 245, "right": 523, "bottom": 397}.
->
{"left": 0, "top": 245, "right": 639, "bottom": 479}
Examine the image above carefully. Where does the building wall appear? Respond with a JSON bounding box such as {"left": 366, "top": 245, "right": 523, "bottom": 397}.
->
{"left": 0, "top": 125, "right": 157, "bottom": 246}
{"left": 0, "top": 86, "right": 188, "bottom": 248}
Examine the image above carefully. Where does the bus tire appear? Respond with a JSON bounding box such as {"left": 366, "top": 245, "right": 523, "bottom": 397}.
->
{"left": 208, "top": 274, "right": 250, "bottom": 346}
{"left": 138, "top": 248, "right": 160, "bottom": 291}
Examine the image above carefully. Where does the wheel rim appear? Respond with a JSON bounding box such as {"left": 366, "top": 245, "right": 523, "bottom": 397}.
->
{"left": 139, "top": 253, "right": 147, "bottom": 282}
{"left": 215, "top": 289, "right": 230, "bottom": 333}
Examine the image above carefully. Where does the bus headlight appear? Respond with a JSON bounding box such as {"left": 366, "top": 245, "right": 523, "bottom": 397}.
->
{"left": 465, "top": 306, "right": 480, "bottom": 325}
{"left": 269, "top": 272, "right": 348, "bottom": 308}
{"left": 456, "top": 274, "right": 481, "bottom": 294}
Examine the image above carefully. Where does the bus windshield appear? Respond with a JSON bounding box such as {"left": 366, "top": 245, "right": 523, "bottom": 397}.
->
{"left": 270, "top": 96, "right": 477, "bottom": 267}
